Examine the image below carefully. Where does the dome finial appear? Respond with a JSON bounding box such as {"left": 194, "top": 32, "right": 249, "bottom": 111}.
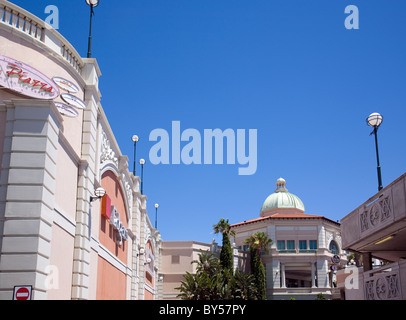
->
{"left": 275, "top": 177, "right": 288, "bottom": 193}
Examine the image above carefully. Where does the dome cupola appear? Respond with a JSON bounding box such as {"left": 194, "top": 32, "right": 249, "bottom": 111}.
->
{"left": 260, "top": 178, "right": 305, "bottom": 217}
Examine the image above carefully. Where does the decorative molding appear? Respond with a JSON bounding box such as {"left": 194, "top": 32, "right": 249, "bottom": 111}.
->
{"left": 100, "top": 130, "right": 118, "bottom": 167}
{"left": 360, "top": 193, "right": 393, "bottom": 234}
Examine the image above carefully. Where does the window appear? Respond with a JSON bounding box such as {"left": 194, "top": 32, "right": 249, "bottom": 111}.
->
{"left": 287, "top": 240, "right": 295, "bottom": 250}
{"left": 309, "top": 240, "right": 317, "bottom": 250}
{"left": 277, "top": 240, "right": 286, "bottom": 251}
{"left": 171, "top": 255, "right": 180, "bottom": 264}
{"left": 299, "top": 240, "right": 307, "bottom": 250}
{"left": 329, "top": 241, "right": 339, "bottom": 255}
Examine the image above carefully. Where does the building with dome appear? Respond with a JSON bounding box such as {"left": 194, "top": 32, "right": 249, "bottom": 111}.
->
{"left": 231, "top": 178, "right": 346, "bottom": 300}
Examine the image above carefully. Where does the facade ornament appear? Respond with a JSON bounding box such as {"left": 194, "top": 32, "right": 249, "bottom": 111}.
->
{"left": 100, "top": 130, "right": 118, "bottom": 167}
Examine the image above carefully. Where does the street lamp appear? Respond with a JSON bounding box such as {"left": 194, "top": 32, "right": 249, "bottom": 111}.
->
{"left": 139, "top": 158, "right": 145, "bottom": 194}
{"left": 85, "top": 0, "right": 100, "bottom": 58}
{"left": 154, "top": 203, "right": 159, "bottom": 229}
{"left": 132, "top": 135, "right": 139, "bottom": 176}
{"left": 367, "top": 112, "right": 384, "bottom": 191}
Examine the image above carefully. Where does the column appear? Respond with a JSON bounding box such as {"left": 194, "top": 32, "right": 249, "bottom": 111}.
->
{"left": 317, "top": 259, "right": 330, "bottom": 288}
{"left": 362, "top": 252, "right": 373, "bottom": 272}
{"left": 269, "top": 260, "right": 279, "bottom": 289}
{"left": 71, "top": 59, "right": 101, "bottom": 300}
{"left": 281, "top": 263, "right": 286, "bottom": 288}
{"left": 130, "top": 176, "right": 141, "bottom": 300}
{"left": 311, "top": 262, "right": 316, "bottom": 288}
{"left": 137, "top": 195, "right": 147, "bottom": 300}
{"left": 0, "top": 99, "right": 62, "bottom": 300}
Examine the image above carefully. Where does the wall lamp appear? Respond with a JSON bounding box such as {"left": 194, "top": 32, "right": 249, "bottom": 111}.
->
{"left": 90, "top": 187, "right": 106, "bottom": 202}
{"left": 145, "top": 257, "right": 152, "bottom": 265}
{"left": 137, "top": 248, "right": 145, "bottom": 257}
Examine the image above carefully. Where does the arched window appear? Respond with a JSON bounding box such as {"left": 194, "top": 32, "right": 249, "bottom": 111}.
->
{"left": 329, "top": 240, "right": 339, "bottom": 255}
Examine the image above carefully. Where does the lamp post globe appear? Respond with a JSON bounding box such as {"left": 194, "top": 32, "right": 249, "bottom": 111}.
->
{"left": 94, "top": 187, "right": 106, "bottom": 198}
{"left": 86, "top": 0, "right": 100, "bottom": 7}
{"left": 90, "top": 187, "right": 106, "bottom": 202}
{"left": 367, "top": 113, "right": 383, "bottom": 128}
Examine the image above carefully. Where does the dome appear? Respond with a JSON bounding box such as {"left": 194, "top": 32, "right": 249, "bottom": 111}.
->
{"left": 260, "top": 178, "right": 305, "bottom": 217}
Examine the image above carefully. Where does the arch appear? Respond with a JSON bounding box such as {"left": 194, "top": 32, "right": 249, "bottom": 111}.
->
{"left": 100, "top": 165, "right": 131, "bottom": 221}
{"left": 329, "top": 240, "right": 339, "bottom": 255}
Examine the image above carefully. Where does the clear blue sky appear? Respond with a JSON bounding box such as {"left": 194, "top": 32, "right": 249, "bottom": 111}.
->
{"left": 11, "top": 0, "right": 406, "bottom": 243}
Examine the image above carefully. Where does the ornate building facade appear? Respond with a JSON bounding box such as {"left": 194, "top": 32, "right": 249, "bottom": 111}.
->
{"left": 231, "top": 178, "right": 346, "bottom": 300}
{"left": 0, "top": 0, "right": 161, "bottom": 300}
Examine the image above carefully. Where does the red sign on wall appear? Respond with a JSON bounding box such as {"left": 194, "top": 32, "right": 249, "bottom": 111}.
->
{"left": 101, "top": 194, "right": 111, "bottom": 219}
{"left": 13, "top": 286, "right": 32, "bottom": 300}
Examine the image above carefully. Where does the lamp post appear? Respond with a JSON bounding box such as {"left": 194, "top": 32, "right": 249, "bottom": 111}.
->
{"left": 139, "top": 158, "right": 145, "bottom": 194}
{"left": 132, "top": 135, "right": 139, "bottom": 176}
{"left": 154, "top": 203, "right": 159, "bottom": 229}
{"left": 85, "top": 0, "right": 100, "bottom": 58}
{"left": 367, "top": 112, "right": 384, "bottom": 191}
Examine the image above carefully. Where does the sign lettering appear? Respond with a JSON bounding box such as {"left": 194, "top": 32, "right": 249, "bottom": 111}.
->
{"left": 0, "top": 54, "right": 59, "bottom": 99}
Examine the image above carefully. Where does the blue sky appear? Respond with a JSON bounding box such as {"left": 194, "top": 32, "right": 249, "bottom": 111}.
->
{"left": 11, "top": 0, "right": 406, "bottom": 243}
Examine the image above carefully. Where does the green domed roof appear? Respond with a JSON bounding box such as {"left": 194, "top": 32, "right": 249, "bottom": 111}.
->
{"left": 260, "top": 178, "right": 305, "bottom": 216}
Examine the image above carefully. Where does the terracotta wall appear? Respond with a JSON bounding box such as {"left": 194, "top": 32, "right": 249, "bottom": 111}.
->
{"left": 96, "top": 170, "right": 129, "bottom": 299}
{"left": 96, "top": 256, "right": 126, "bottom": 300}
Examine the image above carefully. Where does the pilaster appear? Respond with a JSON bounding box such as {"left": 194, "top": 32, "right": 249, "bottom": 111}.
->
{"left": 0, "top": 99, "right": 62, "bottom": 300}
{"left": 71, "top": 59, "right": 100, "bottom": 300}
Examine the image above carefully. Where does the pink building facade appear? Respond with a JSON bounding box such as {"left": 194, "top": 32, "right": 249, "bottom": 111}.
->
{"left": 0, "top": 1, "right": 161, "bottom": 300}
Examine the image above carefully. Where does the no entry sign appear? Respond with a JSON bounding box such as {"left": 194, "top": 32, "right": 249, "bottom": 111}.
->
{"left": 13, "top": 286, "right": 32, "bottom": 300}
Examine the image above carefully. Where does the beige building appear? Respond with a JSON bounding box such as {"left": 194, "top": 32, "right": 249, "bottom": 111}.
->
{"left": 161, "top": 241, "right": 219, "bottom": 300}
{"left": 231, "top": 178, "right": 345, "bottom": 300}
{"left": 161, "top": 240, "right": 249, "bottom": 300}
{"left": 340, "top": 172, "right": 406, "bottom": 300}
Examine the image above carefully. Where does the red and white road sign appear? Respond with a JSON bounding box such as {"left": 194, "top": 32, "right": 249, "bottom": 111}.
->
{"left": 13, "top": 286, "right": 32, "bottom": 300}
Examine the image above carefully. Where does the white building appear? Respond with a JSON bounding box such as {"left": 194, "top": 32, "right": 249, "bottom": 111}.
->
{"left": 231, "top": 178, "right": 346, "bottom": 300}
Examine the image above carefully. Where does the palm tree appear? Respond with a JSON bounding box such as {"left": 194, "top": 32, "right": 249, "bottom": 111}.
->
{"left": 244, "top": 232, "right": 273, "bottom": 300}
{"left": 213, "top": 218, "right": 236, "bottom": 272}
{"left": 176, "top": 250, "right": 258, "bottom": 300}
{"left": 244, "top": 231, "right": 273, "bottom": 257}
